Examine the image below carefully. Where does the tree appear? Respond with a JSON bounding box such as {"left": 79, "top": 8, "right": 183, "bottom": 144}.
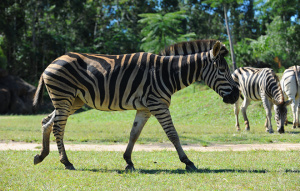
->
{"left": 182, "top": 1, "right": 226, "bottom": 40}
{"left": 204, "top": 0, "right": 243, "bottom": 70}
{"left": 138, "top": 11, "right": 196, "bottom": 53}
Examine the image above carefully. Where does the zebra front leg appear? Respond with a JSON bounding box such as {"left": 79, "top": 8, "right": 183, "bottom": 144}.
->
{"left": 240, "top": 98, "right": 251, "bottom": 131}
{"left": 234, "top": 99, "right": 240, "bottom": 131}
{"left": 34, "top": 110, "right": 55, "bottom": 165}
{"left": 53, "top": 109, "right": 75, "bottom": 170}
{"left": 150, "top": 107, "right": 197, "bottom": 171}
{"left": 123, "top": 110, "right": 151, "bottom": 171}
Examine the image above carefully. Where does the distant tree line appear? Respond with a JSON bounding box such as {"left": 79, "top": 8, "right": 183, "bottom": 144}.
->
{"left": 0, "top": 0, "right": 299, "bottom": 83}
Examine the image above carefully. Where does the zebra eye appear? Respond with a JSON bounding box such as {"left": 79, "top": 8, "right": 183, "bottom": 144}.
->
{"left": 219, "top": 68, "right": 226, "bottom": 73}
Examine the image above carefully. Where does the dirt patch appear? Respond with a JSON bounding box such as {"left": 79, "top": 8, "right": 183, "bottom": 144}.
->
{"left": 1, "top": 142, "right": 300, "bottom": 152}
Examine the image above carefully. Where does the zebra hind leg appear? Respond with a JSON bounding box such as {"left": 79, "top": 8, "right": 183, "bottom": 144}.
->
{"left": 52, "top": 109, "right": 75, "bottom": 170}
{"left": 34, "top": 110, "right": 55, "bottom": 165}
{"left": 123, "top": 110, "right": 151, "bottom": 172}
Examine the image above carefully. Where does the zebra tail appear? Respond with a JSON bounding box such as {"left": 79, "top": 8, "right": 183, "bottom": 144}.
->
{"left": 33, "top": 75, "right": 45, "bottom": 111}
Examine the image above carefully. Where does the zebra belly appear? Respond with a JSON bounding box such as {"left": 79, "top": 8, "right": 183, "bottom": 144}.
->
{"left": 242, "top": 91, "right": 261, "bottom": 101}
{"left": 77, "top": 92, "right": 147, "bottom": 111}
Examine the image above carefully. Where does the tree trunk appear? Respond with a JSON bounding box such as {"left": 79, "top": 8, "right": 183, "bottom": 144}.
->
{"left": 223, "top": 4, "right": 237, "bottom": 70}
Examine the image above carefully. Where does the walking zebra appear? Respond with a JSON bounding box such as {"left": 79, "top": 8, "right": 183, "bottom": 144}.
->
{"left": 279, "top": 65, "right": 300, "bottom": 129}
{"left": 232, "top": 67, "right": 291, "bottom": 133}
{"left": 33, "top": 41, "right": 239, "bottom": 171}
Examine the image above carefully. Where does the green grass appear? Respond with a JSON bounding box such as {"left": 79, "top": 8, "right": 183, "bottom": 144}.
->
{"left": 1, "top": 150, "right": 300, "bottom": 190}
{"left": 1, "top": 84, "right": 300, "bottom": 145}
{"left": 1, "top": 83, "right": 300, "bottom": 190}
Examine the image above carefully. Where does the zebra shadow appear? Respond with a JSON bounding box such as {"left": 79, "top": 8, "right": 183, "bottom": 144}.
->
{"left": 286, "top": 131, "right": 300, "bottom": 134}
{"left": 77, "top": 168, "right": 300, "bottom": 174}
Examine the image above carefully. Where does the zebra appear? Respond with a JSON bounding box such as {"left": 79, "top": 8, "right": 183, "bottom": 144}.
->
{"left": 279, "top": 65, "right": 300, "bottom": 129}
{"left": 232, "top": 67, "right": 291, "bottom": 133}
{"left": 33, "top": 41, "right": 239, "bottom": 171}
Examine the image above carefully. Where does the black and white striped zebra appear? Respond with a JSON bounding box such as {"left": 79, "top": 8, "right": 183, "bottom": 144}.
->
{"left": 232, "top": 67, "right": 291, "bottom": 133}
{"left": 33, "top": 41, "right": 239, "bottom": 171}
{"left": 279, "top": 65, "right": 300, "bottom": 129}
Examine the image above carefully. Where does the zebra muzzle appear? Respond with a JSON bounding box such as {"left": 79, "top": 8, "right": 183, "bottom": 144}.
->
{"left": 222, "top": 86, "right": 239, "bottom": 104}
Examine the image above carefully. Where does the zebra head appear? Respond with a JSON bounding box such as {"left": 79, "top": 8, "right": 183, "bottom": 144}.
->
{"left": 274, "top": 100, "right": 292, "bottom": 133}
{"left": 203, "top": 41, "right": 239, "bottom": 104}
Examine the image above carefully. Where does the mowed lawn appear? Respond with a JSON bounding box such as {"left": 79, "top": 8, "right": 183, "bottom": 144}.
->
{"left": 1, "top": 84, "right": 300, "bottom": 190}
{"left": 1, "top": 150, "right": 300, "bottom": 190}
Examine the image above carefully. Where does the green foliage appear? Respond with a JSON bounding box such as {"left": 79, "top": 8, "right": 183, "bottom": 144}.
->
{"left": 248, "top": 16, "right": 300, "bottom": 69}
{"left": 138, "top": 11, "right": 196, "bottom": 53}
{"left": 0, "top": 37, "right": 7, "bottom": 69}
{"left": 0, "top": 0, "right": 299, "bottom": 81}
{"left": 232, "top": 39, "right": 256, "bottom": 68}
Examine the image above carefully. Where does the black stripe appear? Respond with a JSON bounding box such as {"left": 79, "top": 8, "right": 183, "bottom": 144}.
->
{"left": 183, "top": 45, "right": 188, "bottom": 55}
{"left": 126, "top": 53, "right": 148, "bottom": 103}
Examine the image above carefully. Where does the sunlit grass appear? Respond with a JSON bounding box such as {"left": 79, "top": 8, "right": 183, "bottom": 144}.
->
{"left": 1, "top": 150, "right": 300, "bottom": 190}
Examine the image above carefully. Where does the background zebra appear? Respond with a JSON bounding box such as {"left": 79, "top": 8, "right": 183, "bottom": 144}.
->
{"left": 33, "top": 41, "right": 239, "bottom": 171}
{"left": 279, "top": 66, "right": 300, "bottom": 129}
{"left": 232, "top": 67, "right": 291, "bottom": 133}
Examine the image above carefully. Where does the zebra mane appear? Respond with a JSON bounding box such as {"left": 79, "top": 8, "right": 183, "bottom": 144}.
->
{"left": 159, "top": 39, "right": 229, "bottom": 56}
{"left": 271, "top": 70, "right": 284, "bottom": 105}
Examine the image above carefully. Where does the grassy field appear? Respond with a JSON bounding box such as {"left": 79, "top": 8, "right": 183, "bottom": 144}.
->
{"left": 1, "top": 150, "right": 300, "bottom": 190}
{"left": 1, "top": 83, "right": 300, "bottom": 190}
{"left": 0, "top": 84, "right": 300, "bottom": 145}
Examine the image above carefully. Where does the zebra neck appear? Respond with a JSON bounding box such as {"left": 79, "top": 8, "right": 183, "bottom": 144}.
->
{"left": 265, "top": 78, "right": 284, "bottom": 105}
{"left": 163, "top": 53, "right": 203, "bottom": 94}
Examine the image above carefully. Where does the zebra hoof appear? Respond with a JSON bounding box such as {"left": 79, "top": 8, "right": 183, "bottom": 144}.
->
{"left": 268, "top": 129, "right": 274, "bottom": 134}
{"left": 277, "top": 127, "right": 285, "bottom": 134}
{"left": 186, "top": 163, "right": 198, "bottom": 172}
{"left": 125, "top": 164, "right": 135, "bottom": 172}
{"left": 65, "top": 164, "right": 76, "bottom": 170}
{"left": 278, "top": 129, "right": 285, "bottom": 134}
{"left": 34, "top": 154, "right": 43, "bottom": 165}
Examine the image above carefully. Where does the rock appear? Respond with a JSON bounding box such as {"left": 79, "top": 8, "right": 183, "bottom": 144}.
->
{"left": 0, "top": 87, "right": 10, "bottom": 113}
{"left": 0, "top": 69, "right": 36, "bottom": 114}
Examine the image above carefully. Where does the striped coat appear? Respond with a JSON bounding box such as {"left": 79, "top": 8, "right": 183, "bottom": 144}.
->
{"left": 33, "top": 41, "right": 239, "bottom": 171}
{"left": 279, "top": 66, "right": 300, "bottom": 129}
{"left": 232, "top": 67, "right": 290, "bottom": 133}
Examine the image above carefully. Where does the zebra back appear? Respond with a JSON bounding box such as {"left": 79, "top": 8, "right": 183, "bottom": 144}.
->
{"left": 232, "top": 67, "right": 284, "bottom": 105}
{"left": 159, "top": 39, "right": 229, "bottom": 56}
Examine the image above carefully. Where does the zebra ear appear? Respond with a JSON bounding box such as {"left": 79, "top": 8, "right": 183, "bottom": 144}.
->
{"left": 212, "top": 41, "right": 221, "bottom": 57}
